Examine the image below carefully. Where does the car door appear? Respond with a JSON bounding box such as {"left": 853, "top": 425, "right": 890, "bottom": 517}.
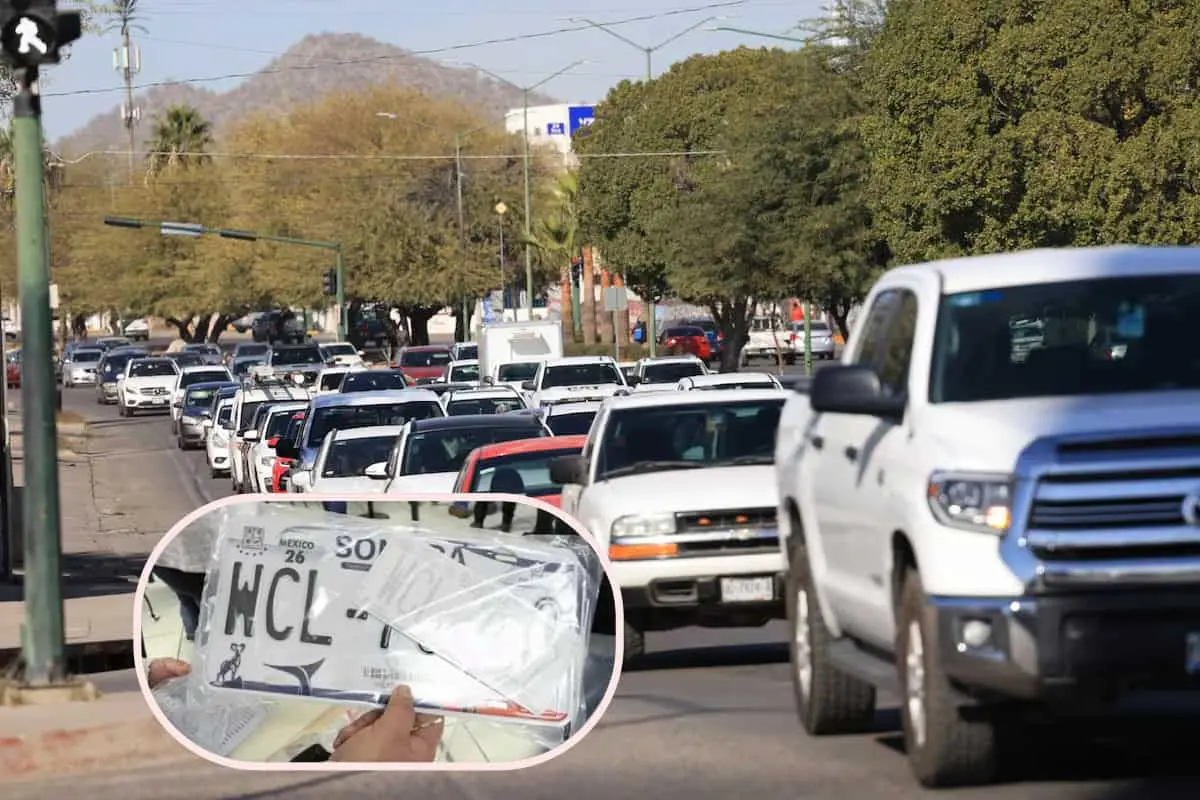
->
{"left": 801, "top": 289, "right": 899, "bottom": 636}
{"left": 561, "top": 406, "right": 607, "bottom": 520}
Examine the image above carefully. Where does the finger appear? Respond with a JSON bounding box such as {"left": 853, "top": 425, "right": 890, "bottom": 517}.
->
{"left": 332, "top": 710, "right": 383, "bottom": 750}
{"left": 163, "top": 658, "right": 192, "bottom": 678}
{"left": 372, "top": 685, "right": 418, "bottom": 738}
{"left": 411, "top": 713, "right": 445, "bottom": 750}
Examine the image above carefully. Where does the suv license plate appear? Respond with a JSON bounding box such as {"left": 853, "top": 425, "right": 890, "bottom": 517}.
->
{"left": 720, "top": 576, "right": 774, "bottom": 603}
{"left": 1187, "top": 632, "right": 1200, "bottom": 674}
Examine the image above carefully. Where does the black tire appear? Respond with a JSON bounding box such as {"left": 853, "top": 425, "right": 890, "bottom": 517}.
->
{"left": 177, "top": 437, "right": 185, "bottom": 450}
{"left": 787, "top": 539, "right": 876, "bottom": 734}
{"left": 623, "top": 622, "right": 645, "bottom": 666}
{"left": 210, "top": 466, "right": 218, "bottom": 479}
{"left": 896, "top": 568, "right": 1001, "bottom": 787}
{"left": 118, "top": 404, "right": 126, "bottom": 417}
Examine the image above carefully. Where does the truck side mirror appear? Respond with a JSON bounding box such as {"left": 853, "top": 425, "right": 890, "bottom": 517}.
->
{"left": 809, "top": 365, "right": 904, "bottom": 419}
{"left": 521, "top": 380, "right": 536, "bottom": 391}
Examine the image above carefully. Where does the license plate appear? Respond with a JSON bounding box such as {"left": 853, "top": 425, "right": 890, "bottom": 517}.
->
{"left": 152, "top": 398, "right": 166, "bottom": 405}
{"left": 202, "top": 507, "right": 587, "bottom": 724}
{"left": 720, "top": 576, "right": 775, "bottom": 603}
{"left": 1187, "top": 632, "right": 1200, "bottom": 674}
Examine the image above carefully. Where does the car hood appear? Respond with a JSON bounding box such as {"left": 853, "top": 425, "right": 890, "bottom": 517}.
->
{"left": 386, "top": 472, "right": 458, "bottom": 494}
{"left": 922, "top": 390, "right": 1200, "bottom": 472}
{"left": 586, "top": 464, "right": 777, "bottom": 519}
{"left": 537, "top": 385, "right": 624, "bottom": 404}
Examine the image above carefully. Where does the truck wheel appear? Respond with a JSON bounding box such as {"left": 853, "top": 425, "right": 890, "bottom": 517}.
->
{"left": 787, "top": 541, "right": 876, "bottom": 734}
{"left": 897, "top": 568, "right": 1000, "bottom": 787}
{"left": 623, "top": 623, "right": 645, "bottom": 665}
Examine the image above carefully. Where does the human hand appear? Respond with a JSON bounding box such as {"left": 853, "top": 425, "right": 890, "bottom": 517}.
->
{"left": 330, "top": 685, "right": 444, "bottom": 763}
{"left": 146, "top": 657, "right": 191, "bottom": 690}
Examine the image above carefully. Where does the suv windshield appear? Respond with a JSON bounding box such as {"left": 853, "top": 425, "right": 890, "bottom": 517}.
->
{"left": 305, "top": 401, "right": 442, "bottom": 448}
{"left": 73, "top": 349, "right": 102, "bottom": 363}
{"left": 180, "top": 369, "right": 229, "bottom": 387}
{"left": 322, "top": 344, "right": 356, "bottom": 357}
{"left": 542, "top": 363, "right": 623, "bottom": 388}
{"left": 448, "top": 363, "right": 480, "bottom": 382}
{"left": 545, "top": 410, "right": 597, "bottom": 436}
{"left": 467, "top": 446, "right": 585, "bottom": 497}
{"left": 642, "top": 361, "right": 705, "bottom": 383}
{"left": 445, "top": 396, "right": 524, "bottom": 416}
{"left": 930, "top": 275, "right": 1200, "bottom": 402}
{"left": 271, "top": 347, "right": 323, "bottom": 366}
{"left": 265, "top": 409, "right": 300, "bottom": 440}
{"left": 322, "top": 435, "right": 396, "bottom": 478}
{"left": 129, "top": 360, "right": 176, "bottom": 378}
{"left": 400, "top": 349, "right": 451, "bottom": 368}
{"left": 235, "top": 344, "right": 269, "bottom": 357}
{"left": 185, "top": 387, "right": 219, "bottom": 407}
{"left": 400, "top": 425, "right": 547, "bottom": 475}
{"left": 341, "top": 371, "right": 408, "bottom": 392}
{"left": 320, "top": 372, "right": 347, "bottom": 391}
{"left": 594, "top": 398, "right": 784, "bottom": 480}
{"left": 497, "top": 362, "right": 539, "bottom": 382}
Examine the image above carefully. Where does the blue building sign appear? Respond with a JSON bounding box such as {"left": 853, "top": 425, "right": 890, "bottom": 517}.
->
{"left": 547, "top": 121, "right": 566, "bottom": 135}
{"left": 568, "top": 105, "right": 595, "bottom": 137}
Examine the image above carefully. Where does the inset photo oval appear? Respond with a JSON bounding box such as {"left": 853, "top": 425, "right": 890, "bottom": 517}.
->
{"left": 136, "top": 494, "right": 622, "bottom": 769}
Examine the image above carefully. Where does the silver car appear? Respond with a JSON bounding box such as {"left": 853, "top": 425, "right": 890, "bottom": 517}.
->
{"left": 62, "top": 347, "right": 103, "bottom": 387}
{"left": 181, "top": 342, "right": 225, "bottom": 366}
{"left": 788, "top": 319, "right": 837, "bottom": 360}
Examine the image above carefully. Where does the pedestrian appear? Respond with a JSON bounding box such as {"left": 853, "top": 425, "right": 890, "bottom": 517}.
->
{"left": 144, "top": 658, "right": 443, "bottom": 763}
{"left": 151, "top": 515, "right": 219, "bottom": 642}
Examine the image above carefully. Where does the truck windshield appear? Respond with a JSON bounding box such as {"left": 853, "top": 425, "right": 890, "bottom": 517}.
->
{"left": 594, "top": 398, "right": 784, "bottom": 480}
{"left": 496, "top": 362, "right": 539, "bottom": 382}
{"left": 642, "top": 361, "right": 706, "bottom": 384}
{"left": 272, "top": 347, "right": 323, "bottom": 366}
{"left": 929, "top": 274, "right": 1200, "bottom": 402}
{"left": 542, "top": 363, "right": 623, "bottom": 388}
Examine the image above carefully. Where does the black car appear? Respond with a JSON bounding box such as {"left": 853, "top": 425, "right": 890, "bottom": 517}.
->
{"left": 348, "top": 317, "right": 394, "bottom": 350}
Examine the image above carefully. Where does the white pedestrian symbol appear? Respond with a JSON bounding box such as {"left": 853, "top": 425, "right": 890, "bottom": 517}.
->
{"left": 14, "top": 17, "right": 47, "bottom": 56}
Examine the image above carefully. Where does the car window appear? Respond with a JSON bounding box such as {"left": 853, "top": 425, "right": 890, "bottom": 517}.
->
{"left": 542, "top": 363, "right": 623, "bottom": 388}
{"left": 271, "top": 347, "right": 323, "bottom": 365}
{"left": 546, "top": 410, "right": 596, "bottom": 436}
{"left": 323, "top": 344, "right": 356, "bottom": 356}
{"left": 340, "top": 371, "right": 408, "bottom": 392}
{"left": 320, "top": 372, "right": 347, "bottom": 391}
{"left": 73, "top": 350, "right": 102, "bottom": 363}
{"left": 449, "top": 363, "right": 480, "bottom": 382}
{"left": 875, "top": 290, "right": 918, "bottom": 397}
{"left": 400, "top": 425, "right": 547, "bottom": 475}
{"left": 642, "top": 361, "right": 705, "bottom": 383}
{"left": 322, "top": 436, "right": 397, "bottom": 478}
{"left": 180, "top": 370, "right": 230, "bottom": 387}
{"left": 185, "top": 387, "right": 219, "bottom": 406}
{"left": 129, "top": 360, "right": 177, "bottom": 378}
{"left": 264, "top": 411, "right": 300, "bottom": 440}
{"left": 471, "top": 447, "right": 586, "bottom": 497}
{"left": 305, "top": 401, "right": 443, "bottom": 448}
{"left": 496, "top": 362, "right": 539, "bottom": 382}
{"left": 445, "top": 397, "right": 525, "bottom": 416}
{"left": 851, "top": 290, "right": 899, "bottom": 370}
{"left": 217, "top": 404, "right": 233, "bottom": 425}
{"left": 400, "top": 350, "right": 452, "bottom": 367}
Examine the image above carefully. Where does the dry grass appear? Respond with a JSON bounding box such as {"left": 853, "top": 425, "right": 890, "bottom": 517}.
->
{"left": 56, "top": 410, "right": 85, "bottom": 426}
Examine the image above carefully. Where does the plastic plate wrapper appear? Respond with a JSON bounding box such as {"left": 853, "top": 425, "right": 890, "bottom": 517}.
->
{"left": 190, "top": 499, "right": 603, "bottom": 735}
{"left": 151, "top": 672, "right": 275, "bottom": 757}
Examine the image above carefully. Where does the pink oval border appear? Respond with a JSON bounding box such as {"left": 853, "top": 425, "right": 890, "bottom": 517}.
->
{"left": 132, "top": 491, "right": 626, "bottom": 772}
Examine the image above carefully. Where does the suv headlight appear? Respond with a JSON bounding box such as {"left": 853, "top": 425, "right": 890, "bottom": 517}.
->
{"left": 927, "top": 471, "right": 1012, "bottom": 534}
{"left": 212, "top": 431, "right": 229, "bottom": 446}
{"left": 611, "top": 513, "right": 677, "bottom": 539}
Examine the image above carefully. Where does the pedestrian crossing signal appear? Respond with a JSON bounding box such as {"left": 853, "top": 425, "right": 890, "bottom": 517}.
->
{"left": 322, "top": 268, "right": 337, "bottom": 297}
{"left": 0, "top": 2, "right": 81, "bottom": 68}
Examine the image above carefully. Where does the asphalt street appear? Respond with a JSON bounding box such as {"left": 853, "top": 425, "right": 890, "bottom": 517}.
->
{"left": 11, "top": 382, "right": 1199, "bottom": 798}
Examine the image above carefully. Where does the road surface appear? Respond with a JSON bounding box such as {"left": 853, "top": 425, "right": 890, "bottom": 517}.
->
{"left": 8, "top": 386, "right": 1198, "bottom": 799}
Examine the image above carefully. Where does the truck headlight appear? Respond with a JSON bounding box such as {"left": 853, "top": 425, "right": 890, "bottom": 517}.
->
{"left": 927, "top": 471, "right": 1012, "bottom": 533}
{"left": 611, "top": 513, "right": 677, "bottom": 539}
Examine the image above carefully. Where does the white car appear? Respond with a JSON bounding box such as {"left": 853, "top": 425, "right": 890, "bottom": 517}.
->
{"left": 62, "top": 347, "right": 103, "bottom": 387}
{"left": 117, "top": 357, "right": 180, "bottom": 416}
{"left": 170, "top": 365, "right": 234, "bottom": 432}
{"left": 442, "top": 358, "right": 481, "bottom": 386}
{"left": 229, "top": 384, "right": 313, "bottom": 494}
{"left": 537, "top": 399, "right": 601, "bottom": 436}
{"left": 450, "top": 342, "right": 478, "bottom": 361}
{"left": 204, "top": 397, "right": 236, "bottom": 478}
{"left": 315, "top": 366, "right": 361, "bottom": 395}
{"left": 442, "top": 386, "right": 527, "bottom": 416}
{"left": 628, "top": 355, "right": 709, "bottom": 391}
{"left": 122, "top": 318, "right": 150, "bottom": 341}
{"left": 676, "top": 372, "right": 783, "bottom": 391}
{"left": 293, "top": 425, "right": 404, "bottom": 494}
{"left": 378, "top": 414, "right": 552, "bottom": 495}
{"left": 524, "top": 355, "right": 628, "bottom": 408}
{"left": 319, "top": 342, "right": 366, "bottom": 369}
{"left": 241, "top": 401, "right": 308, "bottom": 492}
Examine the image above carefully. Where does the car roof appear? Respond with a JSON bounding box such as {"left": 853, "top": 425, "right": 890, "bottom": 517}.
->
{"left": 409, "top": 414, "right": 543, "bottom": 433}
{"left": 236, "top": 386, "right": 311, "bottom": 402}
{"left": 311, "top": 389, "right": 438, "bottom": 408}
{"left": 320, "top": 342, "right": 356, "bottom": 348}
{"left": 445, "top": 387, "right": 520, "bottom": 400}
{"left": 331, "top": 424, "right": 404, "bottom": 441}
{"left": 604, "top": 387, "right": 787, "bottom": 409}
{"left": 449, "top": 359, "right": 479, "bottom": 366}
{"left": 476, "top": 435, "right": 588, "bottom": 459}
{"left": 546, "top": 400, "right": 602, "bottom": 415}
{"left": 180, "top": 365, "right": 231, "bottom": 374}
{"left": 263, "top": 401, "right": 308, "bottom": 415}
{"left": 185, "top": 380, "right": 236, "bottom": 392}
{"left": 888, "top": 245, "right": 1200, "bottom": 295}
{"left": 639, "top": 355, "right": 703, "bottom": 365}
{"left": 128, "top": 357, "right": 175, "bottom": 365}
{"left": 683, "top": 373, "right": 778, "bottom": 385}
{"left": 402, "top": 344, "right": 450, "bottom": 352}
{"left": 544, "top": 355, "right": 616, "bottom": 366}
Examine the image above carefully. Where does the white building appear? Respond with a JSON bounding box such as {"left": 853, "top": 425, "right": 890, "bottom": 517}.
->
{"left": 504, "top": 103, "right": 596, "bottom": 160}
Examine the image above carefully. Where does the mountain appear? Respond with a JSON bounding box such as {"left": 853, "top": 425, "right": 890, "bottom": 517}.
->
{"left": 54, "top": 32, "right": 557, "bottom": 157}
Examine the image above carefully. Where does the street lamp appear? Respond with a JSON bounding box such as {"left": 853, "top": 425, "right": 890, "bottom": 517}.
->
{"left": 707, "top": 25, "right": 807, "bottom": 44}
{"left": 464, "top": 60, "right": 587, "bottom": 318}
{"left": 495, "top": 201, "right": 508, "bottom": 312}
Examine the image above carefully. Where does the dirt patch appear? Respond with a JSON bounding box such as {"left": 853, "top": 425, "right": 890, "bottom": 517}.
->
{"left": 56, "top": 410, "right": 85, "bottom": 426}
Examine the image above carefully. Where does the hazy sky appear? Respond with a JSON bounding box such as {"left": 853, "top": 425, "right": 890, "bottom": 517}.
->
{"left": 42, "top": 0, "right": 818, "bottom": 142}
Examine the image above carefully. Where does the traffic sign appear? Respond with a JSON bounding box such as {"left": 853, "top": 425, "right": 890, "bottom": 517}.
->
{"left": 603, "top": 286, "right": 628, "bottom": 312}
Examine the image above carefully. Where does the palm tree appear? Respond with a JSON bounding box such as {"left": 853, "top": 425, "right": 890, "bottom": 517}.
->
{"left": 144, "top": 105, "right": 213, "bottom": 177}
{"left": 102, "top": 0, "right": 146, "bottom": 37}
{"left": 525, "top": 171, "right": 582, "bottom": 342}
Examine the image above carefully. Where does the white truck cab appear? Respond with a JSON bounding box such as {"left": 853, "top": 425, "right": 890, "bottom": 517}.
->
{"left": 775, "top": 246, "right": 1200, "bottom": 788}
{"left": 229, "top": 384, "right": 312, "bottom": 494}
{"left": 627, "top": 355, "right": 708, "bottom": 391}
{"left": 524, "top": 355, "right": 628, "bottom": 408}
{"left": 553, "top": 389, "right": 789, "bottom": 665}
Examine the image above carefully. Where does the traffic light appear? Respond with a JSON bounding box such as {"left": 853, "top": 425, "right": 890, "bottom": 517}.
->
{"left": 322, "top": 268, "right": 337, "bottom": 297}
{"left": 0, "top": 1, "right": 82, "bottom": 68}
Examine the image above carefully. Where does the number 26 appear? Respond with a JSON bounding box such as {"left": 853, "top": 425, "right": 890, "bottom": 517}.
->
{"left": 284, "top": 549, "right": 305, "bottom": 564}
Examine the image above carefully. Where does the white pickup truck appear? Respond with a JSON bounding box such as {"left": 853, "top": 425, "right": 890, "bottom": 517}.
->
{"left": 775, "top": 246, "right": 1200, "bottom": 788}
{"left": 552, "top": 389, "right": 789, "bottom": 664}
{"left": 523, "top": 355, "right": 628, "bottom": 408}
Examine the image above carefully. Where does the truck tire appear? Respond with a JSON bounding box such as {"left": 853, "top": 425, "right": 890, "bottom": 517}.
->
{"left": 787, "top": 540, "right": 876, "bottom": 734}
{"left": 897, "top": 568, "right": 1000, "bottom": 787}
{"left": 623, "top": 623, "right": 644, "bottom": 665}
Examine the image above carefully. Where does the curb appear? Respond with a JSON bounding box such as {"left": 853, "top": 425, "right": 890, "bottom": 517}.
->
{"left": 0, "top": 710, "right": 185, "bottom": 781}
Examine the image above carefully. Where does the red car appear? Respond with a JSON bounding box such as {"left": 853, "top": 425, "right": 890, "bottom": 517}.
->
{"left": 392, "top": 345, "right": 452, "bottom": 383}
{"left": 5, "top": 351, "right": 19, "bottom": 389}
{"left": 449, "top": 435, "right": 588, "bottom": 532}
{"left": 271, "top": 411, "right": 306, "bottom": 493}
{"left": 661, "top": 326, "right": 712, "bottom": 361}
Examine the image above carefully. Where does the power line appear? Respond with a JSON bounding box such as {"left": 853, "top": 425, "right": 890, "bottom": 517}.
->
{"left": 61, "top": 149, "right": 730, "bottom": 165}
{"left": 44, "top": 1, "right": 746, "bottom": 98}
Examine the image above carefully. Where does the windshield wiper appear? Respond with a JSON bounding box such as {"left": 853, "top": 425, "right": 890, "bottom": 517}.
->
{"left": 713, "top": 454, "right": 775, "bottom": 466}
{"left": 602, "top": 460, "right": 705, "bottom": 478}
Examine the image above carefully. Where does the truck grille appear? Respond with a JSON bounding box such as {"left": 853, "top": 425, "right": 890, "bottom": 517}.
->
{"left": 1021, "top": 433, "right": 1200, "bottom": 572}
{"left": 674, "top": 507, "right": 778, "bottom": 556}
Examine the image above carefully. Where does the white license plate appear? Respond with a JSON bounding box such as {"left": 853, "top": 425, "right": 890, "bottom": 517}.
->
{"left": 202, "top": 507, "right": 588, "bottom": 723}
{"left": 1187, "top": 632, "right": 1200, "bottom": 674}
{"left": 152, "top": 398, "right": 166, "bottom": 404}
{"left": 720, "top": 576, "right": 775, "bottom": 603}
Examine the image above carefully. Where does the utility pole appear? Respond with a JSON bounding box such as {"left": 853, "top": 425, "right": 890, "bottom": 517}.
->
{"left": 113, "top": 26, "right": 140, "bottom": 181}
{"left": 568, "top": 16, "right": 724, "bottom": 357}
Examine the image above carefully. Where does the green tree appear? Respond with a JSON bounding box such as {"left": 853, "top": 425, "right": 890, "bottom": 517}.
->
{"left": 145, "top": 105, "right": 213, "bottom": 176}
{"left": 863, "top": 0, "right": 1200, "bottom": 264}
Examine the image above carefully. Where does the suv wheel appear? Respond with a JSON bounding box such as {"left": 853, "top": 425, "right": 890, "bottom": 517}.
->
{"left": 897, "top": 568, "right": 1001, "bottom": 787}
{"left": 787, "top": 538, "right": 876, "bottom": 734}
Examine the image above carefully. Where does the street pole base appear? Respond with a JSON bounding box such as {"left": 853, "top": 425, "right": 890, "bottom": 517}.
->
{"left": 0, "top": 677, "right": 100, "bottom": 706}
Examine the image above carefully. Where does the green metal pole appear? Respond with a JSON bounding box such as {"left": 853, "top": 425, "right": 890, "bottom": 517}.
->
{"left": 643, "top": 51, "right": 658, "bottom": 359}
{"left": 522, "top": 89, "right": 534, "bottom": 317}
{"left": 334, "top": 247, "right": 346, "bottom": 341}
{"left": 15, "top": 69, "right": 66, "bottom": 686}
{"left": 803, "top": 300, "right": 813, "bottom": 375}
